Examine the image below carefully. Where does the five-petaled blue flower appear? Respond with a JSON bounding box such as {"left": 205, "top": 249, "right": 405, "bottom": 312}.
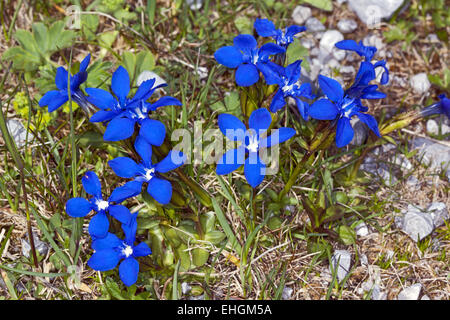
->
{"left": 214, "top": 34, "right": 285, "bottom": 87}
{"left": 87, "top": 66, "right": 181, "bottom": 144}
{"left": 216, "top": 108, "right": 296, "bottom": 187}
{"left": 308, "top": 75, "right": 381, "bottom": 148}
{"left": 335, "top": 39, "right": 389, "bottom": 85}
{"left": 65, "top": 171, "right": 132, "bottom": 239}
{"left": 39, "top": 54, "right": 91, "bottom": 112}
{"left": 258, "top": 60, "right": 314, "bottom": 118}
{"left": 254, "top": 18, "right": 306, "bottom": 48}
{"left": 88, "top": 212, "right": 152, "bottom": 287}
{"left": 108, "top": 137, "right": 185, "bottom": 205}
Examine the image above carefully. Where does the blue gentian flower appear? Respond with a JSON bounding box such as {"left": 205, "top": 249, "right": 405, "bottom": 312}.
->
{"left": 88, "top": 212, "right": 152, "bottom": 287}
{"left": 335, "top": 39, "right": 389, "bottom": 85}
{"left": 214, "top": 34, "right": 285, "bottom": 87}
{"left": 346, "top": 61, "right": 387, "bottom": 100}
{"left": 216, "top": 108, "right": 296, "bottom": 187}
{"left": 420, "top": 94, "right": 450, "bottom": 119}
{"left": 108, "top": 137, "right": 185, "bottom": 205}
{"left": 86, "top": 66, "right": 181, "bottom": 144}
{"left": 254, "top": 18, "right": 306, "bottom": 48}
{"left": 39, "top": 54, "right": 91, "bottom": 112}
{"left": 308, "top": 75, "right": 381, "bottom": 148}
{"left": 258, "top": 60, "right": 314, "bottom": 118}
{"left": 65, "top": 171, "right": 132, "bottom": 239}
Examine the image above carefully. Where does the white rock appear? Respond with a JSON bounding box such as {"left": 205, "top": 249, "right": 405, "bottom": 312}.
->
{"left": 333, "top": 47, "right": 347, "bottom": 61}
{"left": 371, "top": 284, "right": 387, "bottom": 300}
{"left": 282, "top": 286, "right": 293, "bottom": 300}
{"left": 406, "top": 175, "right": 420, "bottom": 189}
{"left": 392, "top": 154, "right": 412, "bottom": 171}
{"left": 350, "top": 118, "right": 368, "bottom": 146}
{"left": 377, "top": 167, "right": 397, "bottom": 186}
{"left": 363, "top": 34, "right": 385, "bottom": 50}
{"left": 305, "top": 17, "right": 326, "bottom": 33}
{"left": 330, "top": 250, "right": 352, "bottom": 282}
{"left": 337, "top": 19, "right": 358, "bottom": 33}
{"left": 410, "top": 137, "right": 450, "bottom": 173}
{"left": 6, "top": 119, "right": 28, "bottom": 148}
{"left": 402, "top": 210, "right": 434, "bottom": 241}
{"left": 181, "top": 282, "right": 192, "bottom": 295}
{"left": 348, "top": 0, "right": 404, "bottom": 27}
{"left": 421, "top": 295, "right": 431, "bottom": 300}
{"left": 300, "top": 38, "right": 315, "bottom": 49}
{"left": 355, "top": 222, "right": 369, "bottom": 237}
{"left": 426, "top": 119, "right": 439, "bottom": 135}
{"left": 137, "top": 70, "right": 167, "bottom": 88}
{"left": 398, "top": 283, "right": 422, "bottom": 300}
{"left": 427, "top": 202, "right": 449, "bottom": 228}
{"left": 292, "top": 6, "right": 312, "bottom": 25}
{"left": 320, "top": 30, "right": 344, "bottom": 55}
{"left": 185, "top": 0, "right": 203, "bottom": 10}
{"left": 410, "top": 73, "right": 431, "bottom": 94}
{"left": 340, "top": 65, "right": 356, "bottom": 75}
{"left": 360, "top": 254, "right": 369, "bottom": 267}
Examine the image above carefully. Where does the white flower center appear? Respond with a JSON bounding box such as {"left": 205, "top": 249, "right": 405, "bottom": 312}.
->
{"left": 247, "top": 135, "right": 259, "bottom": 153}
{"left": 122, "top": 245, "right": 133, "bottom": 258}
{"left": 96, "top": 200, "right": 109, "bottom": 211}
{"left": 144, "top": 168, "right": 155, "bottom": 181}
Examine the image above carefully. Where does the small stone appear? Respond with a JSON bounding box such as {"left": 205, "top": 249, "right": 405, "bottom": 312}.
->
{"left": 401, "top": 210, "right": 434, "bottom": 241}
{"left": 350, "top": 118, "right": 368, "bottom": 146}
{"left": 426, "top": 202, "right": 449, "bottom": 228}
{"left": 410, "top": 137, "right": 450, "bottom": 173}
{"left": 410, "top": 73, "right": 431, "bottom": 94}
{"left": 305, "top": 17, "right": 326, "bottom": 33}
{"left": 337, "top": 19, "right": 358, "bottom": 33}
{"left": 282, "top": 286, "right": 293, "bottom": 300}
{"left": 339, "top": 65, "right": 356, "bottom": 75}
{"left": 363, "top": 34, "right": 385, "bottom": 51}
{"left": 425, "top": 34, "right": 439, "bottom": 43}
{"left": 427, "top": 119, "right": 439, "bottom": 135}
{"left": 392, "top": 75, "right": 408, "bottom": 88}
{"left": 406, "top": 175, "right": 420, "bottom": 189}
{"left": 355, "top": 222, "right": 369, "bottom": 237}
{"left": 348, "top": 0, "right": 404, "bottom": 27}
{"left": 330, "top": 250, "right": 352, "bottom": 282}
{"left": 398, "top": 283, "right": 422, "bottom": 300}
{"left": 421, "top": 295, "right": 431, "bottom": 300}
{"left": 377, "top": 168, "right": 397, "bottom": 186}
{"left": 333, "top": 47, "right": 346, "bottom": 61}
{"left": 21, "top": 233, "right": 49, "bottom": 258}
{"left": 300, "top": 38, "right": 315, "bottom": 49}
{"left": 181, "top": 282, "right": 192, "bottom": 295}
{"left": 185, "top": 0, "right": 203, "bottom": 10}
{"left": 320, "top": 30, "right": 344, "bottom": 55}
{"left": 136, "top": 70, "right": 167, "bottom": 88}
{"left": 360, "top": 254, "right": 369, "bottom": 267}
{"left": 292, "top": 6, "right": 312, "bottom": 25}
{"left": 310, "top": 47, "right": 320, "bottom": 56}
{"left": 392, "top": 154, "right": 412, "bottom": 171}
{"left": 189, "top": 294, "right": 205, "bottom": 300}
{"left": 6, "top": 119, "right": 28, "bottom": 148}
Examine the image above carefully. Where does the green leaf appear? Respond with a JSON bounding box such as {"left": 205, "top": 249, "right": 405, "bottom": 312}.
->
{"left": 234, "top": 16, "right": 253, "bottom": 34}
{"left": 338, "top": 225, "right": 356, "bottom": 245}
{"left": 204, "top": 231, "right": 226, "bottom": 244}
{"left": 302, "top": 0, "right": 333, "bottom": 11}
{"left": 286, "top": 38, "right": 310, "bottom": 70}
{"left": 192, "top": 248, "right": 209, "bottom": 267}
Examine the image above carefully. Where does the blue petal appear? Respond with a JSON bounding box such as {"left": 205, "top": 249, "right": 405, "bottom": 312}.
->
{"left": 88, "top": 212, "right": 109, "bottom": 238}
{"left": 149, "top": 96, "right": 182, "bottom": 111}
{"left": 353, "top": 62, "right": 376, "bottom": 87}
{"left": 285, "top": 25, "right": 307, "bottom": 38}
{"left": 89, "top": 110, "right": 117, "bottom": 123}
{"left": 218, "top": 113, "right": 246, "bottom": 141}
{"left": 249, "top": 108, "right": 272, "bottom": 134}
{"left": 111, "top": 66, "right": 130, "bottom": 103}
{"left": 65, "top": 197, "right": 92, "bottom": 217}
{"left": 79, "top": 54, "right": 91, "bottom": 72}
{"left": 132, "top": 242, "right": 152, "bottom": 257}
{"left": 285, "top": 60, "right": 302, "bottom": 85}
{"left": 235, "top": 63, "right": 259, "bottom": 87}
{"left": 109, "top": 181, "right": 143, "bottom": 203}
{"left": 147, "top": 177, "right": 172, "bottom": 205}
{"left": 139, "top": 119, "right": 166, "bottom": 146}
{"left": 70, "top": 71, "right": 87, "bottom": 89}
{"left": 308, "top": 99, "right": 339, "bottom": 120}
{"left": 47, "top": 92, "right": 68, "bottom": 112}
{"left": 335, "top": 40, "right": 361, "bottom": 53}
{"left": 119, "top": 258, "right": 139, "bottom": 287}
{"left": 216, "top": 147, "right": 246, "bottom": 175}
{"left": 87, "top": 249, "right": 121, "bottom": 271}
{"left": 269, "top": 89, "right": 286, "bottom": 113}
{"left": 103, "top": 117, "right": 135, "bottom": 141}
{"left": 335, "top": 117, "right": 354, "bottom": 148}
{"left": 356, "top": 112, "right": 381, "bottom": 137}
{"left": 82, "top": 171, "right": 102, "bottom": 198}
{"left": 133, "top": 78, "right": 156, "bottom": 101}
{"left": 155, "top": 150, "right": 185, "bottom": 173}
{"left": 298, "top": 83, "right": 313, "bottom": 99}
{"left": 258, "top": 43, "right": 285, "bottom": 61}
{"left": 244, "top": 154, "right": 266, "bottom": 188}
{"left": 257, "top": 61, "right": 283, "bottom": 85}
{"left": 85, "top": 88, "right": 117, "bottom": 110}
{"left": 108, "top": 157, "right": 141, "bottom": 178}
{"left": 254, "top": 19, "right": 277, "bottom": 37}
{"left": 295, "top": 97, "right": 309, "bottom": 121}
{"left": 134, "top": 136, "right": 152, "bottom": 167}
{"left": 233, "top": 34, "right": 257, "bottom": 53}
{"left": 318, "top": 75, "right": 344, "bottom": 102}
{"left": 92, "top": 233, "right": 122, "bottom": 251}
{"left": 109, "top": 205, "right": 132, "bottom": 224}
{"left": 122, "top": 212, "right": 138, "bottom": 245}
{"left": 39, "top": 90, "right": 60, "bottom": 107}
{"left": 55, "top": 67, "right": 68, "bottom": 90}
{"left": 214, "top": 46, "right": 243, "bottom": 68}
{"left": 260, "top": 127, "right": 296, "bottom": 148}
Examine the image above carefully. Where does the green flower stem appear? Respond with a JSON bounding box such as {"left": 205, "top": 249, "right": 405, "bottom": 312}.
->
{"left": 278, "top": 150, "right": 313, "bottom": 201}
